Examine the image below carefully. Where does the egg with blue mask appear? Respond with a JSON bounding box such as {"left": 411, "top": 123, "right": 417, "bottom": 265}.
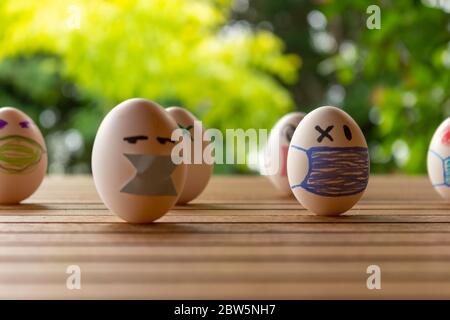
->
{"left": 287, "top": 106, "right": 370, "bottom": 215}
{"left": 92, "top": 99, "right": 187, "bottom": 223}
{"left": 427, "top": 117, "right": 450, "bottom": 200}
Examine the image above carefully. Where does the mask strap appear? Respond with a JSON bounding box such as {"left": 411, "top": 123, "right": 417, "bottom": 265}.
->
{"left": 290, "top": 145, "right": 307, "bottom": 153}
{"left": 290, "top": 145, "right": 309, "bottom": 190}
{"left": 429, "top": 149, "right": 450, "bottom": 187}
{"left": 429, "top": 149, "right": 444, "bottom": 160}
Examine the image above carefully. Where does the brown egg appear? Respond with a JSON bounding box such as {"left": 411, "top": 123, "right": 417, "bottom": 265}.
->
{"left": 287, "top": 106, "right": 369, "bottom": 215}
{"left": 92, "top": 99, "right": 187, "bottom": 223}
{"left": 263, "top": 112, "right": 305, "bottom": 195}
{"left": 0, "top": 107, "right": 47, "bottom": 204}
{"left": 166, "top": 107, "right": 213, "bottom": 204}
{"left": 427, "top": 117, "right": 450, "bottom": 200}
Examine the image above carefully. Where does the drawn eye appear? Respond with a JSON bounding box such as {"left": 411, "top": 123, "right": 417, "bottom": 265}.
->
{"left": 343, "top": 125, "right": 352, "bottom": 141}
{"left": 0, "top": 119, "right": 7, "bottom": 129}
{"left": 19, "top": 121, "right": 30, "bottom": 129}
{"left": 123, "top": 135, "right": 148, "bottom": 144}
{"left": 284, "top": 124, "right": 296, "bottom": 142}
{"left": 156, "top": 137, "right": 175, "bottom": 145}
{"left": 315, "top": 125, "right": 334, "bottom": 143}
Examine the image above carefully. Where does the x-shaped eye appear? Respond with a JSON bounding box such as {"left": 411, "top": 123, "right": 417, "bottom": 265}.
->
{"left": 315, "top": 125, "right": 334, "bottom": 142}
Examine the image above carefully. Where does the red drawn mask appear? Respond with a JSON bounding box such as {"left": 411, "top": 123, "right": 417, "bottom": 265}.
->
{"left": 280, "top": 145, "right": 289, "bottom": 176}
{"left": 442, "top": 126, "right": 450, "bottom": 145}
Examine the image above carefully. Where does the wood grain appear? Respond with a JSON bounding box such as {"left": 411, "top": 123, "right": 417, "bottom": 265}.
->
{"left": 0, "top": 175, "right": 449, "bottom": 299}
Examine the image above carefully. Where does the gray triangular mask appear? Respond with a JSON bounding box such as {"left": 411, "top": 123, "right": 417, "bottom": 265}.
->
{"left": 121, "top": 154, "right": 178, "bottom": 196}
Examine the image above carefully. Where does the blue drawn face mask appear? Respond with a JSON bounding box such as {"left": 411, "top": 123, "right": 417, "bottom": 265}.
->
{"left": 290, "top": 145, "right": 369, "bottom": 197}
{"left": 428, "top": 150, "right": 450, "bottom": 187}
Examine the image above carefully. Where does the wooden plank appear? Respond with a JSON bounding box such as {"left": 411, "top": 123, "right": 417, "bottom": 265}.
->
{"left": 0, "top": 175, "right": 449, "bottom": 299}
{"left": 1, "top": 222, "right": 450, "bottom": 234}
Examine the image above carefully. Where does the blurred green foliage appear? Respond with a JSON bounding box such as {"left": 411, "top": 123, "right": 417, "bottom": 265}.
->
{"left": 0, "top": 0, "right": 300, "bottom": 173}
{"left": 238, "top": 0, "right": 450, "bottom": 174}
{"left": 0, "top": 0, "right": 449, "bottom": 174}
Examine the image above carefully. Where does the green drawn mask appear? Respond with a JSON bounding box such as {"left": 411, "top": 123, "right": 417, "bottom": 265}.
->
{"left": 0, "top": 135, "right": 45, "bottom": 174}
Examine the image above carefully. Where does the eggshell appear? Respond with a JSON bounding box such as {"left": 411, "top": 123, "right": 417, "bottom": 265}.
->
{"left": 263, "top": 112, "right": 305, "bottom": 195}
{"left": 92, "top": 99, "right": 187, "bottom": 223}
{"left": 427, "top": 117, "right": 450, "bottom": 200}
{"left": 0, "top": 107, "right": 47, "bottom": 204}
{"left": 287, "top": 106, "right": 369, "bottom": 215}
{"left": 166, "top": 107, "right": 213, "bottom": 204}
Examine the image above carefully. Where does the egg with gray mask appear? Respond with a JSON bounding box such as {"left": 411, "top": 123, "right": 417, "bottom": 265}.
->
{"left": 287, "top": 106, "right": 369, "bottom": 215}
{"left": 92, "top": 98, "right": 187, "bottom": 223}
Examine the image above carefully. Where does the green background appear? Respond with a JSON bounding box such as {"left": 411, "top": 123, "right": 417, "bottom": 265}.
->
{"left": 0, "top": 0, "right": 449, "bottom": 174}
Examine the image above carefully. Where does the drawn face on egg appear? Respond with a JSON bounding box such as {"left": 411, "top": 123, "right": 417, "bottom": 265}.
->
{"left": 0, "top": 108, "right": 46, "bottom": 175}
{"left": 166, "top": 107, "right": 213, "bottom": 204}
{"left": 427, "top": 117, "right": 450, "bottom": 200}
{"left": 0, "top": 107, "right": 47, "bottom": 204}
{"left": 264, "top": 112, "right": 305, "bottom": 195}
{"left": 287, "top": 106, "right": 369, "bottom": 215}
{"left": 92, "top": 99, "right": 187, "bottom": 223}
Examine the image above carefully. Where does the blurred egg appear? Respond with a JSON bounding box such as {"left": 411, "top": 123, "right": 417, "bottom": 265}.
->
{"left": 166, "top": 107, "right": 213, "bottom": 204}
{"left": 287, "top": 106, "right": 369, "bottom": 215}
{"left": 427, "top": 117, "right": 450, "bottom": 200}
{"left": 92, "top": 99, "right": 187, "bottom": 223}
{"left": 263, "top": 112, "right": 305, "bottom": 195}
{"left": 0, "top": 107, "right": 47, "bottom": 204}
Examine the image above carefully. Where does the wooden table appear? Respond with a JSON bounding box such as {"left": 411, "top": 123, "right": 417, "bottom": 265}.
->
{"left": 0, "top": 175, "right": 449, "bottom": 299}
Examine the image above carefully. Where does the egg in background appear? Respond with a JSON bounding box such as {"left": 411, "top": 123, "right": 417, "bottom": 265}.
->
{"left": 92, "top": 99, "right": 187, "bottom": 223}
{"left": 166, "top": 107, "right": 213, "bottom": 204}
{"left": 427, "top": 117, "right": 450, "bottom": 200}
{"left": 0, "top": 107, "right": 47, "bottom": 204}
{"left": 287, "top": 106, "right": 369, "bottom": 215}
{"left": 263, "top": 112, "right": 305, "bottom": 195}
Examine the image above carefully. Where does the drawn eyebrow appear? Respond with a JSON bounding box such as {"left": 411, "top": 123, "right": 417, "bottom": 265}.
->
{"left": 19, "top": 121, "right": 30, "bottom": 128}
{"left": 179, "top": 124, "right": 194, "bottom": 131}
{"left": 0, "top": 119, "right": 7, "bottom": 129}
{"left": 178, "top": 124, "right": 194, "bottom": 141}
{"left": 156, "top": 136, "right": 175, "bottom": 145}
{"left": 123, "top": 135, "right": 149, "bottom": 144}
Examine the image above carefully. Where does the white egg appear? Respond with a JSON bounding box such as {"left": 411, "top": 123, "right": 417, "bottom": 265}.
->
{"left": 287, "top": 106, "right": 369, "bottom": 215}
{"left": 263, "top": 112, "right": 305, "bottom": 195}
{"left": 427, "top": 117, "right": 450, "bottom": 200}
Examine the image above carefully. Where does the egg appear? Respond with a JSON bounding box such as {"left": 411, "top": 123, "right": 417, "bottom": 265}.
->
{"left": 287, "top": 106, "right": 369, "bottom": 215}
{"left": 427, "top": 117, "right": 450, "bottom": 200}
{"left": 166, "top": 107, "right": 213, "bottom": 204}
{"left": 263, "top": 112, "right": 305, "bottom": 195}
{"left": 92, "top": 98, "right": 187, "bottom": 223}
{"left": 0, "top": 107, "right": 47, "bottom": 204}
